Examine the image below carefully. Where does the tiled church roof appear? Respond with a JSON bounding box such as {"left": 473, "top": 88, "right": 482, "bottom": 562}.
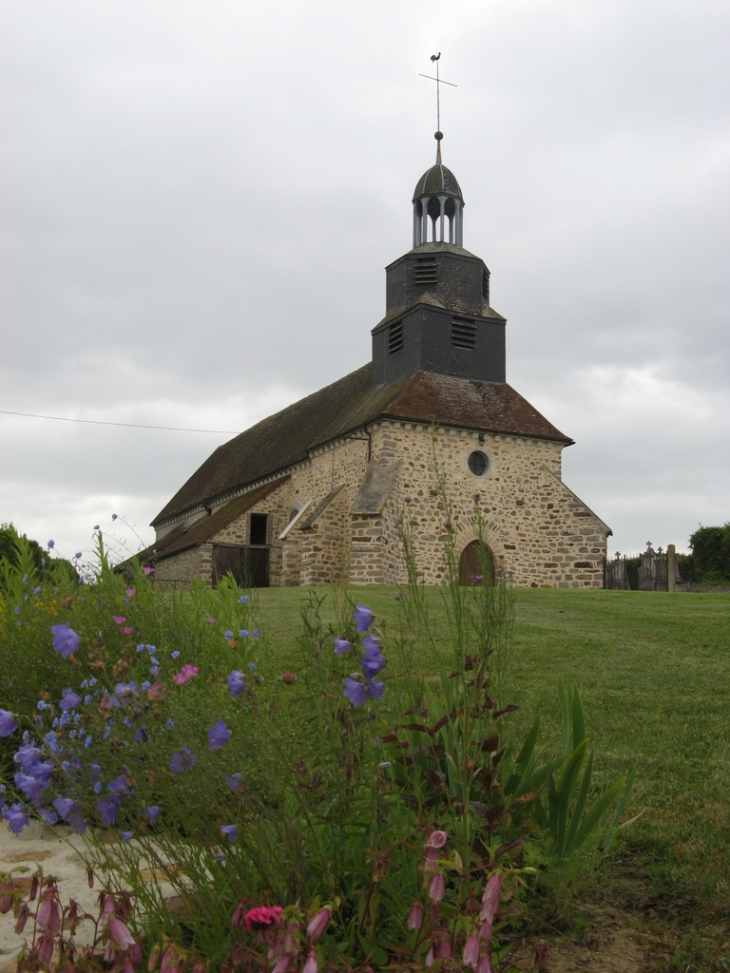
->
{"left": 152, "top": 365, "right": 572, "bottom": 527}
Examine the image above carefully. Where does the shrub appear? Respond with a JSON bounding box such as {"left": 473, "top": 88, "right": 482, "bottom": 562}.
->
{"left": 689, "top": 524, "right": 730, "bottom": 584}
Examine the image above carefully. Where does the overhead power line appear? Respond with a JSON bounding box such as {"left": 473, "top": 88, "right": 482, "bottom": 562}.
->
{"left": 0, "top": 408, "right": 238, "bottom": 434}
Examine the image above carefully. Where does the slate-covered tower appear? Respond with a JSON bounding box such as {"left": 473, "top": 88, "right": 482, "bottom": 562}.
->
{"left": 141, "top": 136, "right": 610, "bottom": 590}
{"left": 372, "top": 146, "right": 506, "bottom": 387}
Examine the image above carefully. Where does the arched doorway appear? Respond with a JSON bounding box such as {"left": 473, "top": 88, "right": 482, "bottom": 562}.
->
{"left": 458, "top": 540, "right": 494, "bottom": 585}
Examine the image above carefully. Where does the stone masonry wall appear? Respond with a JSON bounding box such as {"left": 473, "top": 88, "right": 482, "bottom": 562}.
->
{"left": 300, "top": 489, "right": 350, "bottom": 586}
{"left": 283, "top": 439, "right": 370, "bottom": 585}
{"left": 153, "top": 419, "right": 606, "bottom": 589}
{"left": 349, "top": 513, "right": 385, "bottom": 584}
{"left": 366, "top": 421, "right": 606, "bottom": 588}
{"left": 153, "top": 545, "right": 213, "bottom": 590}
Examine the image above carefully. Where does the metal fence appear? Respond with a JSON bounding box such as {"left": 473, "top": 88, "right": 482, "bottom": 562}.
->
{"left": 605, "top": 544, "right": 679, "bottom": 591}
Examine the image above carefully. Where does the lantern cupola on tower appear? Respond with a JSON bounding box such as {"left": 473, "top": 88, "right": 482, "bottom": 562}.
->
{"left": 371, "top": 131, "right": 506, "bottom": 389}
{"left": 412, "top": 139, "right": 464, "bottom": 247}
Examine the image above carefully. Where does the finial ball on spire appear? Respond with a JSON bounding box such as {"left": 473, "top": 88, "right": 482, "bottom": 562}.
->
{"left": 435, "top": 131, "right": 443, "bottom": 141}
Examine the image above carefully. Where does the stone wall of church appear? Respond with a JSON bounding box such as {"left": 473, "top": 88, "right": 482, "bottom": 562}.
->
{"left": 300, "top": 490, "right": 350, "bottom": 586}
{"left": 364, "top": 421, "right": 606, "bottom": 588}
{"left": 153, "top": 544, "right": 213, "bottom": 590}
{"left": 283, "top": 440, "right": 371, "bottom": 585}
{"left": 350, "top": 513, "right": 385, "bottom": 584}
{"left": 151, "top": 419, "right": 606, "bottom": 590}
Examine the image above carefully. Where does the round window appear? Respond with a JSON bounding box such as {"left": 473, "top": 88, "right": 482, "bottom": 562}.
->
{"left": 468, "top": 450, "right": 489, "bottom": 477}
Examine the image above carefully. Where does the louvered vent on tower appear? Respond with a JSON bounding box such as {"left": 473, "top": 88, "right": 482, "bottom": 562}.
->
{"left": 388, "top": 320, "right": 403, "bottom": 353}
{"left": 414, "top": 257, "right": 438, "bottom": 285}
{"left": 482, "top": 267, "right": 490, "bottom": 303}
{"left": 452, "top": 317, "right": 476, "bottom": 349}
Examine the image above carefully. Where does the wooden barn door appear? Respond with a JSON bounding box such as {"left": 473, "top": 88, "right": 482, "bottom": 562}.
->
{"left": 213, "top": 545, "right": 270, "bottom": 588}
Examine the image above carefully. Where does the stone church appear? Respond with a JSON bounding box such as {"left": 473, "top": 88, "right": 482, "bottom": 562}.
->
{"left": 140, "top": 141, "right": 610, "bottom": 589}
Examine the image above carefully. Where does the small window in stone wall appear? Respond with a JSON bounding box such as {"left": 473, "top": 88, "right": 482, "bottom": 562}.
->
{"left": 452, "top": 317, "right": 476, "bottom": 349}
{"left": 249, "top": 513, "right": 268, "bottom": 545}
{"left": 468, "top": 450, "right": 489, "bottom": 477}
{"left": 388, "top": 321, "right": 403, "bottom": 353}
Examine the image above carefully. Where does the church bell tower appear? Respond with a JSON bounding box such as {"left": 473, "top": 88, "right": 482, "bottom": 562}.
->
{"left": 371, "top": 136, "right": 507, "bottom": 388}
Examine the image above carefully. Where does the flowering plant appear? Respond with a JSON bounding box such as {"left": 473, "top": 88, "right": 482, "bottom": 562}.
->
{"left": 0, "top": 523, "right": 631, "bottom": 973}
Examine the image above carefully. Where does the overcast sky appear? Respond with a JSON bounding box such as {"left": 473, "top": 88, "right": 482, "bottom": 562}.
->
{"left": 1, "top": 0, "right": 728, "bottom": 568}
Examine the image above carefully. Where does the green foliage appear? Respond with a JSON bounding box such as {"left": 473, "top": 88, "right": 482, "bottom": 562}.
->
{"left": 503, "top": 677, "right": 635, "bottom": 860}
{"left": 676, "top": 551, "right": 695, "bottom": 583}
{"left": 689, "top": 523, "right": 730, "bottom": 583}
{"left": 0, "top": 523, "right": 76, "bottom": 594}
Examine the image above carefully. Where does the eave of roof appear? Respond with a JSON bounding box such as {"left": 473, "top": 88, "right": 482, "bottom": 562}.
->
{"left": 152, "top": 365, "right": 572, "bottom": 528}
{"left": 151, "top": 365, "right": 377, "bottom": 526}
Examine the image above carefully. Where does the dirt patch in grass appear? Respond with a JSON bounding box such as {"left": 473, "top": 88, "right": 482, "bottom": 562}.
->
{"left": 513, "top": 871, "right": 730, "bottom": 973}
{"left": 519, "top": 906, "right": 673, "bottom": 971}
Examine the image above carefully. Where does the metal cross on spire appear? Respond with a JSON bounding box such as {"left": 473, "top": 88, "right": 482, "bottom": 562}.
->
{"left": 419, "top": 53, "right": 457, "bottom": 160}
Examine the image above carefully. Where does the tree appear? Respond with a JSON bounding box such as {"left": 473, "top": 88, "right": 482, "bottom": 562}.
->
{"left": 689, "top": 523, "right": 730, "bottom": 584}
{"left": 0, "top": 523, "right": 76, "bottom": 591}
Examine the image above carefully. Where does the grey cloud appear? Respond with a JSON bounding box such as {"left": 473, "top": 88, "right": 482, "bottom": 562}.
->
{"left": 1, "top": 0, "right": 728, "bottom": 557}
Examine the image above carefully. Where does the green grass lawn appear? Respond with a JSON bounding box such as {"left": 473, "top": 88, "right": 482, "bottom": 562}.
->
{"left": 253, "top": 586, "right": 730, "bottom": 911}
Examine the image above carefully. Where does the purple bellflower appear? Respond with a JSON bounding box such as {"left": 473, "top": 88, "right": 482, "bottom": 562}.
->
{"left": 343, "top": 678, "right": 368, "bottom": 708}
{"left": 15, "top": 773, "right": 42, "bottom": 804}
{"left": 59, "top": 688, "right": 82, "bottom": 711}
{"left": 207, "top": 720, "right": 230, "bottom": 750}
{"left": 170, "top": 747, "right": 196, "bottom": 774}
{"left": 360, "top": 638, "right": 386, "bottom": 680}
{"left": 220, "top": 824, "right": 237, "bottom": 843}
{"left": 15, "top": 743, "right": 42, "bottom": 772}
{"left": 108, "top": 773, "right": 132, "bottom": 795}
{"left": 367, "top": 679, "right": 385, "bottom": 700}
{"left": 145, "top": 806, "right": 161, "bottom": 825}
{"left": 96, "top": 798, "right": 121, "bottom": 825}
{"left": 0, "top": 709, "right": 17, "bottom": 737}
{"left": 353, "top": 605, "right": 374, "bottom": 633}
{"left": 30, "top": 761, "right": 53, "bottom": 787}
{"left": 5, "top": 803, "right": 29, "bottom": 835}
{"left": 226, "top": 773, "right": 242, "bottom": 792}
{"left": 333, "top": 638, "right": 351, "bottom": 654}
{"left": 51, "top": 624, "right": 79, "bottom": 659}
{"left": 53, "top": 797, "right": 76, "bottom": 821}
{"left": 227, "top": 670, "right": 245, "bottom": 698}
